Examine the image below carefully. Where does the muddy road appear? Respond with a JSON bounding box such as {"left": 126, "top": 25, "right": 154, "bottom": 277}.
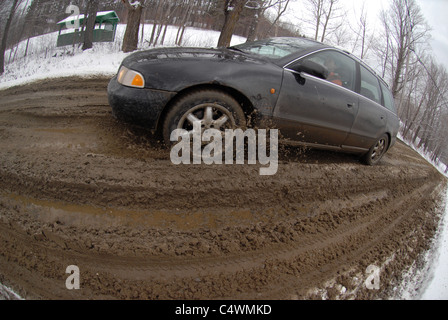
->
{"left": 0, "top": 77, "right": 446, "bottom": 300}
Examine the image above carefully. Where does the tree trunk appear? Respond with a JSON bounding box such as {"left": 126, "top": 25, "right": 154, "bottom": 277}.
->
{"left": 313, "top": 0, "right": 323, "bottom": 41}
{"left": 122, "top": 0, "right": 145, "bottom": 53}
{"left": 140, "top": 5, "right": 147, "bottom": 45}
{"left": 82, "top": 0, "right": 99, "bottom": 51}
{"left": 176, "top": 0, "right": 193, "bottom": 46}
{"left": 0, "top": 0, "right": 20, "bottom": 75}
{"left": 320, "top": 0, "right": 334, "bottom": 42}
{"left": 246, "top": 7, "right": 261, "bottom": 42}
{"left": 148, "top": 0, "right": 162, "bottom": 46}
{"left": 217, "top": 0, "right": 246, "bottom": 48}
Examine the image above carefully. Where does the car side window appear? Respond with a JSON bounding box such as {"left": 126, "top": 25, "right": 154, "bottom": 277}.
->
{"left": 291, "top": 50, "right": 357, "bottom": 91}
{"left": 380, "top": 82, "right": 396, "bottom": 113}
{"left": 360, "top": 66, "right": 382, "bottom": 105}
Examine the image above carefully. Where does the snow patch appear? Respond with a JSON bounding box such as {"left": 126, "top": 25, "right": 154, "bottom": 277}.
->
{"left": 0, "top": 283, "right": 23, "bottom": 300}
{"left": 391, "top": 183, "right": 448, "bottom": 299}
{"left": 420, "top": 185, "right": 448, "bottom": 299}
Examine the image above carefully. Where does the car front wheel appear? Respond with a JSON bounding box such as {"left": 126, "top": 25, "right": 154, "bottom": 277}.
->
{"left": 162, "top": 89, "right": 246, "bottom": 145}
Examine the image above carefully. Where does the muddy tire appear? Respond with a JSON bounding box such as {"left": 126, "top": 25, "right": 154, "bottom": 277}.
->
{"left": 362, "top": 134, "right": 389, "bottom": 165}
{"left": 162, "top": 89, "right": 246, "bottom": 145}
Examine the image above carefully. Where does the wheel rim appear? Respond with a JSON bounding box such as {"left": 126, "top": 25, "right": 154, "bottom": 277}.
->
{"left": 177, "top": 103, "right": 236, "bottom": 140}
{"left": 371, "top": 138, "right": 386, "bottom": 161}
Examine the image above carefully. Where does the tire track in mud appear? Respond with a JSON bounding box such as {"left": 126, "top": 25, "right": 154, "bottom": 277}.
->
{"left": 1, "top": 178, "right": 438, "bottom": 299}
{"left": 0, "top": 77, "right": 446, "bottom": 299}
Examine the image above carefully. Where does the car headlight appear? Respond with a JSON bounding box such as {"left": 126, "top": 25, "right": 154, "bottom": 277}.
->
{"left": 117, "top": 66, "right": 145, "bottom": 88}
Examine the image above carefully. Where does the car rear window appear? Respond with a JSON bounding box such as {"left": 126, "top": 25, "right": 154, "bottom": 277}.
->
{"left": 380, "top": 82, "right": 396, "bottom": 113}
{"left": 360, "top": 65, "right": 382, "bottom": 105}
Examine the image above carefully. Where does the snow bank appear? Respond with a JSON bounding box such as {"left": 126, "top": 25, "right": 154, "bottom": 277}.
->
{"left": 420, "top": 185, "right": 448, "bottom": 299}
{"left": 0, "top": 24, "right": 246, "bottom": 90}
{"left": 390, "top": 182, "right": 448, "bottom": 300}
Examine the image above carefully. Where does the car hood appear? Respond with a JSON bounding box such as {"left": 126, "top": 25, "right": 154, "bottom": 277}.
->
{"left": 122, "top": 47, "right": 267, "bottom": 69}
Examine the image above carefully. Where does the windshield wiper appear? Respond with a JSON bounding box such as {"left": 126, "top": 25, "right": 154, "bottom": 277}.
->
{"left": 228, "top": 46, "right": 245, "bottom": 53}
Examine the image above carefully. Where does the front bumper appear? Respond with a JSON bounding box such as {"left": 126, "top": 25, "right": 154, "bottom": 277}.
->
{"left": 107, "top": 76, "right": 176, "bottom": 130}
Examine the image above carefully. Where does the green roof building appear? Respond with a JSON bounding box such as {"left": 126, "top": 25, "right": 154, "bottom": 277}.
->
{"left": 56, "top": 11, "right": 120, "bottom": 47}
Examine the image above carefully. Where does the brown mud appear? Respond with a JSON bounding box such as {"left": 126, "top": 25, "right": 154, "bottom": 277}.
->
{"left": 0, "top": 76, "right": 446, "bottom": 299}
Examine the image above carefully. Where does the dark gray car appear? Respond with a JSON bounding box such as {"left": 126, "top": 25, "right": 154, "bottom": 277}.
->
{"left": 108, "top": 37, "right": 399, "bottom": 165}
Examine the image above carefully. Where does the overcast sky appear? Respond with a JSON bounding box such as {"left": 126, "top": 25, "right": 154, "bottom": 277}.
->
{"left": 415, "top": 0, "right": 448, "bottom": 70}
{"left": 286, "top": 0, "right": 448, "bottom": 71}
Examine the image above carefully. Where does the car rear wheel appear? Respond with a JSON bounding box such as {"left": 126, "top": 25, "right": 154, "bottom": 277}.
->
{"left": 162, "top": 89, "right": 246, "bottom": 145}
{"left": 362, "top": 134, "right": 389, "bottom": 165}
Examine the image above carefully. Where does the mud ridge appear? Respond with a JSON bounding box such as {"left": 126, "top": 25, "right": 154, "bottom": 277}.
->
{"left": 0, "top": 77, "right": 446, "bottom": 300}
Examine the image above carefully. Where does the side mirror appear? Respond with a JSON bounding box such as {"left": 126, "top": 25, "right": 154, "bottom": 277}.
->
{"left": 295, "top": 60, "right": 329, "bottom": 80}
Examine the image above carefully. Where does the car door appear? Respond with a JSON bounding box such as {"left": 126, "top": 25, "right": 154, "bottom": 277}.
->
{"left": 342, "top": 65, "right": 387, "bottom": 150}
{"left": 272, "top": 50, "right": 359, "bottom": 147}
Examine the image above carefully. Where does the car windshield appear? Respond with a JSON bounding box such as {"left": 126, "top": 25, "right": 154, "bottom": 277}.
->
{"left": 230, "top": 38, "right": 320, "bottom": 60}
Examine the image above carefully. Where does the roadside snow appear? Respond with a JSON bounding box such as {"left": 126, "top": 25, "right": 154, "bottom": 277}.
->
{"left": 390, "top": 182, "right": 448, "bottom": 300}
{"left": 0, "top": 29, "right": 122, "bottom": 90}
{"left": 420, "top": 185, "right": 448, "bottom": 299}
{"left": 0, "top": 47, "right": 129, "bottom": 90}
{"left": 0, "top": 24, "right": 246, "bottom": 90}
{"left": 0, "top": 283, "right": 23, "bottom": 300}
{"left": 394, "top": 138, "right": 448, "bottom": 300}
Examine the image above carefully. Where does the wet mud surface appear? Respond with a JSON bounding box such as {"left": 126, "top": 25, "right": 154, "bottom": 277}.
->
{"left": 0, "top": 77, "right": 446, "bottom": 299}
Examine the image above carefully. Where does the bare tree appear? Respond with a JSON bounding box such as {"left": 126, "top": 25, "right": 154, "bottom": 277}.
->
{"left": 261, "top": 0, "right": 291, "bottom": 39}
{"left": 414, "top": 60, "right": 448, "bottom": 153}
{"left": 395, "top": 49, "right": 448, "bottom": 168}
{"left": 245, "top": 0, "right": 263, "bottom": 42}
{"left": 373, "top": 9, "right": 394, "bottom": 80}
{"left": 349, "top": 1, "right": 373, "bottom": 59}
{"left": 160, "top": 1, "right": 178, "bottom": 45}
{"left": 0, "top": 0, "right": 21, "bottom": 75}
{"left": 121, "top": 0, "right": 145, "bottom": 53}
{"left": 217, "top": 0, "right": 247, "bottom": 47}
{"left": 400, "top": 54, "right": 426, "bottom": 139}
{"left": 379, "top": 0, "right": 429, "bottom": 99}
{"left": 7, "top": 0, "right": 31, "bottom": 63}
{"left": 148, "top": 0, "right": 163, "bottom": 46}
{"left": 305, "top": 0, "right": 343, "bottom": 43}
{"left": 175, "top": 0, "right": 195, "bottom": 46}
